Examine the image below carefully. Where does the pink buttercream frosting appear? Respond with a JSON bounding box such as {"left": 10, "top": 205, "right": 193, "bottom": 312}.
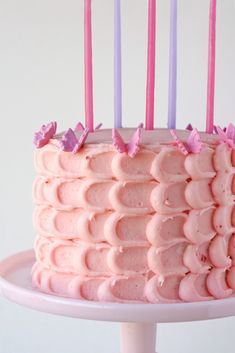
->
{"left": 179, "top": 273, "right": 213, "bottom": 302}
{"left": 184, "top": 147, "right": 215, "bottom": 180}
{"left": 183, "top": 242, "right": 211, "bottom": 274}
{"left": 183, "top": 207, "right": 216, "bottom": 245}
{"left": 32, "top": 128, "right": 235, "bottom": 303}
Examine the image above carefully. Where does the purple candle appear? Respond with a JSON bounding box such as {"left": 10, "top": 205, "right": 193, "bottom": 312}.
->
{"left": 114, "top": 0, "right": 122, "bottom": 128}
{"left": 167, "top": 0, "right": 177, "bottom": 129}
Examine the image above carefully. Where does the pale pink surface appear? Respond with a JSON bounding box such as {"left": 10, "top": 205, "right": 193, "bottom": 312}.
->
{"left": 145, "top": 274, "right": 183, "bottom": 303}
{"left": 34, "top": 128, "right": 219, "bottom": 179}
{"left": 227, "top": 267, "right": 235, "bottom": 290}
{"left": 212, "top": 172, "right": 235, "bottom": 205}
{"left": 228, "top": 234, "right": 235, "bottom": 266}
{"left": 150, "top": 181, "right": 190, "bottom": 214}
{"left": 150, "top": 146, "right": 188, "bottom": 183}
{"left": 183, "top": 207, "right": 216, "bottom": 245}
{"left": 112, "top": 150, "right": 155, "bottom": 181}
{"left": 207, "top": 268, "right": 233, "bottom": 299}
{"left": 35, "top": 236, "right": 150, "bottom": 276}
{"left": 32, "top": 128, "right": 235, "bottom": 303}
{"left": 209, "top": 235, "right": 231, "bottom": 268}
{"left": 213, "top": 143, "right": 234, "bottom": 171}
{"left": 32, "top": 262, "right": 151, "bottom": 302}
{"left": 184, "top": 147, "right": 215, "bottom": 179}
{"left": 5, "top": 249, "right": 235, "bottom": 336}
{"left": 183, "top": 243, "right": 211, "bottom": 274}
{"left": 214, "top": 205, "right": 235, "bottom": 235}
{"left": 148, "top": 242, "right": 189, "bottom": 276}
{"left": 33, "top": 177, "right": 157, "bottom": 214}
{"left": 146, "top": 213, "right": 187, "bottom": 247}
{"left": 185, "top": 179, "right": 214, "bottom": 209}
{"left": 179, "top": 273, "right": 213, "bottom": 302}
{"left": 104, "top": 213, "right": 151, "bottom": 246}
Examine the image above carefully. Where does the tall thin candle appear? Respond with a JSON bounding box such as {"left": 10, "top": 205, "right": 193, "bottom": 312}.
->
{"left": 114, "top": 0, "right": 122, "bottom": 128}
{"left": 84, "top": 0, "right": 94, "bottom": 132}
{"left": 206, "top": 0, "right": 217, "bottom": 133}
{"left": 167, "top": 0, "right": 177, "bottom": 129}
{"left": 145, "top": 0, "right": 156, "bottom": 130}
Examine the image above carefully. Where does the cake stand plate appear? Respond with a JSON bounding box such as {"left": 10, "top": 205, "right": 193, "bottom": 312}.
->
{"left": 1, "top": 250, "right": 235, "bottom": 353}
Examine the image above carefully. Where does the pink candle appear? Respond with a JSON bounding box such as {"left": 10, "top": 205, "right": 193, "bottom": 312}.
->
{"left": 84, "top": 0, "right": 94, "bottom": 132}
{"left": 145, "top": 0, "right": 156, "bottom": 130}
{"left": 206, "top": 0, "right": 217, "bottom": 133}
{"left": 167, "top": 0, "right": 177, "bottom": 129}
{"left": 114, "top": 0, "right": 122, "bottom": 128}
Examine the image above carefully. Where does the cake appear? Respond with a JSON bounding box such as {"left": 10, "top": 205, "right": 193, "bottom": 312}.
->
{"left": 31, "top": 0, "right": 230, "bottom": 304}
{"left": 31, "top": 123, "right": 235, "bottom": 303}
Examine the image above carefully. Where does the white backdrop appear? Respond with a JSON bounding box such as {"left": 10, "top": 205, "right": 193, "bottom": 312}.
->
{"left": 0, "top": 1, "right": 235, "bottom": 352}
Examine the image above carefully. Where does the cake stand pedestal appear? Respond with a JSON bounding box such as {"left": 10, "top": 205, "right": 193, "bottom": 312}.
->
{"left": 1, "top": 250, "right": 235, "bottom": 353}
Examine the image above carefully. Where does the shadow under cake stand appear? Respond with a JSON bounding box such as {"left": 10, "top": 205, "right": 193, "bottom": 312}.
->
{"left": 1, "top": 250, "right": 235, "bottom": 353}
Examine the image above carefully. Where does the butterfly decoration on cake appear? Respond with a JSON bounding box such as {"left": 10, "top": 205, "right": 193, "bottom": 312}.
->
{"left": 112, "top": 124, "right": 143, "bottom": 158}
{"left": 215, "top": 123, "right": 235, "bottom": 149}
{"left": 186, "top": 123, "right": 193, "bottom": 131}
{"left": 74, "top": 122, "right": 85, "bottom": 131}
{"left": 60, "top": 128, "right": 89, "bottom": 154}
{"left": 170, "top": 128, "right": 203, "bottom": 155}
{"left": 74, "top": 121, "right": 102, "bottom": 131}
{"left": 214, "top": 126, "right": 227, "bottom": 134}
{"left": 33, "top": 121, "right": 57, "bottom": 148}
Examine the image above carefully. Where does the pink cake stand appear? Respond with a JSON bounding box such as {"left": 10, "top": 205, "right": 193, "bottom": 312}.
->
{"left": 1, "top": 250, "right": 235, "bottom": 353}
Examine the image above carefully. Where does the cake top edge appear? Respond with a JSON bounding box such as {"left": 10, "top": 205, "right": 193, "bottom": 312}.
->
{"left": 33, "top": 122, "right": 235, "bottom": 156}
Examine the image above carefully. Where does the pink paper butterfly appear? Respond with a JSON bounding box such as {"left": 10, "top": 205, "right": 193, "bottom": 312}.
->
{"left": 112, "top": 125, "right": 143, "bottom": 158}
{"left": 95, "top": 123, "right": 103, "bottom": 130}
{"left": 60, "top": 128, "right": 89, "bottom": 154}
{"left": 33, "top": 121, "right": 57, "bottom": 148}
{"left": 170, "top": 128, "right": 202, "bottom": 155}
{"left": 214, "top": 125, "right": 226, "bottom": 134}
{"left": 215, "top": 123, "right": 235, "bottom": 149}
{"left": 74, "top": 122, "right": 85, "bottom": 131}
{"left": 74, "top": 121, "right": 102, "bottom": 131}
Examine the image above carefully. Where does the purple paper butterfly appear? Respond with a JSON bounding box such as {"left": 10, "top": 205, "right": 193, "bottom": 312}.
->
{"left": 60, "top": 128, "right": 89, "bottom": 154}
{"left": 186, "top": 123, "right": 193, "bottom": 131}
{"left": 33, "top": 121, "right": 57, "bottom": 148}
{"left": 112, "top": 125, "right": 142, "bottom": 158}
{"left": 170, "top": 128, "right": 202, "bottom": 155}
{"left": 215, "top": 123, "right": 235, "bottom": 149}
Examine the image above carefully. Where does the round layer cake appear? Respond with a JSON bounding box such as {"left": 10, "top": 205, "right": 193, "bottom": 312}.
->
{"left": 32, "top": 126, "right": 235, "bottom": 303}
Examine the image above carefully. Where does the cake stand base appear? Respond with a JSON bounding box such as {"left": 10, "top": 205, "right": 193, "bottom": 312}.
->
{"left": 1, "top": 250, "right": 235, "bottom": 353}
{"left": 120, "top": 322, "right": 157, "bottom": 353}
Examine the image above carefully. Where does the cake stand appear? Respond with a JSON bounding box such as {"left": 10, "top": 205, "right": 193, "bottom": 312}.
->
{"left": 1, "top": 250, "right": 235, "bottom": 353}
